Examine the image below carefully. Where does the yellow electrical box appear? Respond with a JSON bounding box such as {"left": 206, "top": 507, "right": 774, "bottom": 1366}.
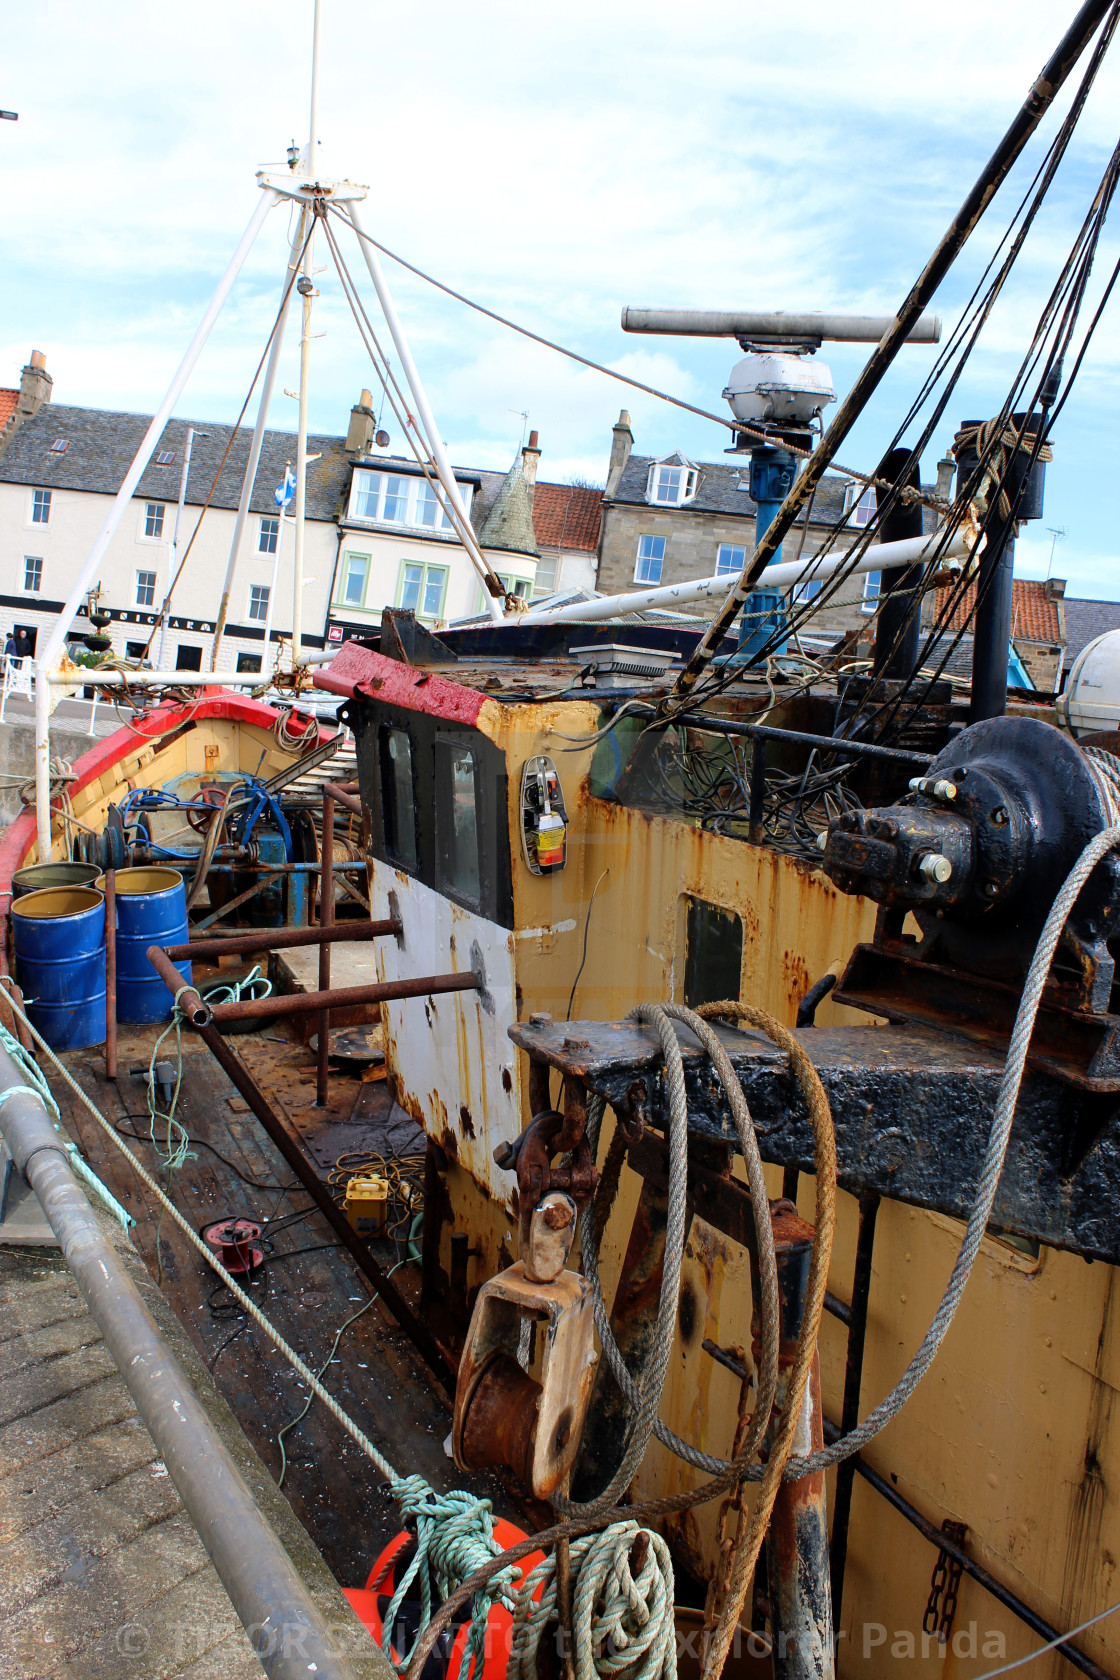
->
{"left": 343, "top": 1174, "right": 390, "bottom": 1237}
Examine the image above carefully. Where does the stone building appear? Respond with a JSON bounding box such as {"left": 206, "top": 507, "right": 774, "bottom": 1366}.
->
{"left": 595, "top": 410, "right": 878, "bottom": 637}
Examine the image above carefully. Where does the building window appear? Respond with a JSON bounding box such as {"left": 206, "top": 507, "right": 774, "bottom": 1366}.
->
{"left": 236, "top": 652, "right": 262, "bottom": 674}
{"left": 154, "top": 450, "right": 177, "bottom": 466}
{"left": 349, "top": 469, "right": 467, "bottom": 532}
{"left": 399, "top": 562, "right": 448, "bottom": 619}
{"left": 634, "top": 534, "right": 666, "bottom": 585}
{"left": 340, "top": 553, "right": 369, "bottom": 607}
{"left": 144, "top": 503, "right": 165, "bottom": 539}
{"left": 258, "top": 516, "right": 279, "bottom": 555}
{"left": 175, "top": 644, "right": 202, "bottom": 671}
{"left": 31, "top": 489, "right": 51, "bottom": 524}
{"left": 647, "top": 461, "right": 698, "bottom": 506}
{"left": 415, "top": 482, "right": 440, "bottom": 527}
{"left": 126, "top": 641, "right": 148, "bottom": 661}
{"left": 49, "top": 438, "right": 68, "bottom": 455}
{"left": 135, "top": 570, "right": 157, "bottom": 608}
{"left": 380, "top": 726, "right": 419, "bottom": 870}
{"left": 382, "top": 474, "right": 410, "bottom": 523}
{"left": 716, "top": 543, "right": 745, "bottom": 577}
{"left": 23, "top": 557, "right": 42, "bottom": 593}
{"left": 793, "top": 576, "right": 824, "bottom": 605}
{"left": 248, "top": 584, "right": 270, "bottom": 621}
{"left": 862, "top": 571, "right": 882, "bottom": 612}
{"left": 847, "top": 486, "right": 877, "bottom": 528}
{"left": 533, "top": 556, "right": 558, "bottom": 597}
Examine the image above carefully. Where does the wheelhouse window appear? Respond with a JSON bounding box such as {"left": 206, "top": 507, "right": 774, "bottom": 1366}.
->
{"left": 716, "top": 543, "right": 745, "bottom": 577}
{"left": 340, "top": 553, "right": 369, "bottom": 607}
{"left": 259, "top": 516, "right": 280, "bottom": 555}
{"left": 436, "top": 741, "right": 481, "bottom": 907}
{"left": 23, "top": 557, "right": 42, "bottom": 593}
{"left": 248, "top": 584, "right": 270, "bottom": 621}
{"left": 349, "top": 469, "right": 470, "bottom": 532}
{"left": 634, "top": 534, "right": 665, "bottom": 585}
{"left": 379, "top": 726, "right": 419, "bottom": 870}
{"left": 135, "top": 569, "right": 157, "bottom": 607}
{"left": 646, "top": 460, "right": 698, "bottom": 506}
{"left": 399, "top": 561, "right": 448, "bottom": 619}
{"left": 144, "top": 502, "right": 165, "bottom": 539}
{"left": 31, "top": 489, "right": 51, "bottom": 524}
{"left": 861, "top": 571, "right": 881, "bottom": 612}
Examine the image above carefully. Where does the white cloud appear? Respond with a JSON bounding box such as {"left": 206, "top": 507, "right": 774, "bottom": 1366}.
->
{"left": 3, "top": 0, "right": 1119, "bottom": 574}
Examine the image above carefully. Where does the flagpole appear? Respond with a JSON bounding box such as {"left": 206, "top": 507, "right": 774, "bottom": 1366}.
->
{"left": 263, "top": 462, "right": 294, "bottom": 679}
{"left": 262, "top": 514, "right": 284, "bottom": 678}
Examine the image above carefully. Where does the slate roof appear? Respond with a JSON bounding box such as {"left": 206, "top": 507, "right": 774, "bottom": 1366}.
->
{"left": 476, "top": 450, "right": 540, "bottom": 558}
{"left": 533, "top": 483, "right": 603, "bottom": 552}
{"left": 610, "top": 453, "right": 851, "bottom": 524}
{"left": 933, "top": 577, "right": 1063, "bottom": 644}
{"left": 0, "top": 404, "right": 352, "bottom": 523}
{"left": 1063, "top": 597, "right": 1120, "bottom": 666}
{"left": 0, "top": 390, "right": 17, "bottom": 431}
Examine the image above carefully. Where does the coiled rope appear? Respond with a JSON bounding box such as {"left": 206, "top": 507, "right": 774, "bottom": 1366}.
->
{"left": 951, "top": 418, "right": 1053, "bottom": 525}
{"left": 507, "top": 1524, "right": 676, "bottom": 1680}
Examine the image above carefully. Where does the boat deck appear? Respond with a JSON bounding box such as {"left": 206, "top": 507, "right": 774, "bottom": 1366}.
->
{"left": 0, "top": 1226, "right": 369, "bottom": 1678}
{"left": 37, "top": 999, "right": 512, "bottom": 1590}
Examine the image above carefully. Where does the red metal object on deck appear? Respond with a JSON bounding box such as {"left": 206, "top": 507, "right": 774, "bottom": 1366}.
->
{"left": 201, "top": 1217, "right": 264, "bottom": 1275}
{"left": 344, "top": 1518, "right": 545, "bottom": 1680}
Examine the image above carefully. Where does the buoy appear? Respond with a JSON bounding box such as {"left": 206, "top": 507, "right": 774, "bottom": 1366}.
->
{"left": 345, "top": 1517, "right": 544, "bottom": 1680}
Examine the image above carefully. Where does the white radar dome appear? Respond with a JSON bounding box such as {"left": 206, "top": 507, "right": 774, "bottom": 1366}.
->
{"left": 722, "top": 351, "right": 836, "bottom": 429}
{"left": 1057, "top": 629, "right": 1120, "bottom": 738}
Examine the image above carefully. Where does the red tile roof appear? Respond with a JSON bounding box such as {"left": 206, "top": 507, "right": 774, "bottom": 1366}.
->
{"left": 934, "top": 577, "right": 1062, "bottom": 645}
{"left": 0, "top": 390, "right": 18, "bottom": 430}
{"left": 533, "top": 482, "right": 602, "bottom": 552}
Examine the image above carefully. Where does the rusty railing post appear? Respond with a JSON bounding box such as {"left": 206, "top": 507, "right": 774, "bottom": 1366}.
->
{"left": 760, "top": 1200, "right": 835, "bottom": 1680}
{"left": 317, "top": 791, "right": 333, "bottom": 1106}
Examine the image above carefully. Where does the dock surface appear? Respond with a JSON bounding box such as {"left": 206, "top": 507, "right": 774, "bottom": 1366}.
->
{"left": 0, "top": 1214, "right": 386, "bottom": 1678}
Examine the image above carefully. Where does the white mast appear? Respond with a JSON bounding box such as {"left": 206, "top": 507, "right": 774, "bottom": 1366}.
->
{"left": 291, "top": 0, "right": 322, "bottom": 670}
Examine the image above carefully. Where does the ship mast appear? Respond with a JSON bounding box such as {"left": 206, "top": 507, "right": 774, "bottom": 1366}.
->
{"left": 291, "top": 0, "right": 322, "bottom": 670}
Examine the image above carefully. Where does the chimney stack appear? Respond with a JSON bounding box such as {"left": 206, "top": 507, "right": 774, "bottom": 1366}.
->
{"left": 18, "top": 350, "right": 52, "bottom": 420}
{"left": 521, "top": 429, "right": 541, "bottom": 488}
{"left": 346, "top": 388, "right": 376, "bottom": 454}
{"left": 605, "top": 409, "right": 633, "bottom": 499}
{"left": 935, "top": 455, "right": 955, "bottom": 503}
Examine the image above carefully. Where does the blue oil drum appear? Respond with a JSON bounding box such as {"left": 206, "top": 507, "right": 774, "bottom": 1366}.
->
{"left": 12, "top": 886, "right": 106, "bottom": 1052}
{"left": 99, "top": 868, "right": 192, "bottom": 1024}
{"left": 12, "top": 862, "right": 102, "bottom": 900}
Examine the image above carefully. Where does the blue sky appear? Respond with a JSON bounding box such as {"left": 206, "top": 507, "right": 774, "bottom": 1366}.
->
{"left": 3, "top": 1, "right": 1118, "bottom": 596}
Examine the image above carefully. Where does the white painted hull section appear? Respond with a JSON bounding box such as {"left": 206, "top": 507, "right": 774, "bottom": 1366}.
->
{"left": 367, "top": 856, "right": 522, "bottom": 1205}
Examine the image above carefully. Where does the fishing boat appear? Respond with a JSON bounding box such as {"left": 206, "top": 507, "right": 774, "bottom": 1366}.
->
{"left": 4, "top": 4, "right": 1120, "bottom": 1679}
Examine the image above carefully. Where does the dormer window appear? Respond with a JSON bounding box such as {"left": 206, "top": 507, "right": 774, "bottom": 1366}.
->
{"left": 844, "top": 485, "right": 877, "bottom": 527}
{"left": 646, "top": 458, "right": 698, "bottom": 506}
{"left": 155, "top": 450, "right": 177, "bottom": 466}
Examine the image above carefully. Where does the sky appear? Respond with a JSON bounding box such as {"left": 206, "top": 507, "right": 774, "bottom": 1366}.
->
{"left": 3, "top": 0, "right": 1119, "bottom": 597}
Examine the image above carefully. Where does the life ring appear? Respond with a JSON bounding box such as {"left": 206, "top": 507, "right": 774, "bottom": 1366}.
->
{"left": 345, "top": 1517, "right": 544, "bottom": 1680}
